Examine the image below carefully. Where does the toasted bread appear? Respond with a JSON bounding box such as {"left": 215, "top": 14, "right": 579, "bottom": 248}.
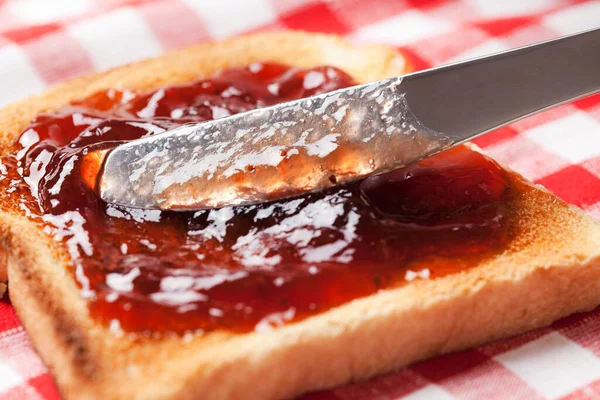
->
{"left": 3, "top": 31, "right": 600, "bottom": 400}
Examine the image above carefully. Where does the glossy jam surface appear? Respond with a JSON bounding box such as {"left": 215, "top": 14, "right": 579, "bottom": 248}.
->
{"left": 0, "top": 63, "right": 515, "bottom": 334}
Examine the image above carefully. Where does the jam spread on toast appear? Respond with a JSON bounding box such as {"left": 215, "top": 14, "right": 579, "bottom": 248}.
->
{"left": 0, "top": 63, "right": 515, "bottom": 334}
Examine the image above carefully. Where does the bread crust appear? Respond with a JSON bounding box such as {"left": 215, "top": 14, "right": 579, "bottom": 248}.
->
{"left": 3, "top": 31, "right": 600, "bottom": 400}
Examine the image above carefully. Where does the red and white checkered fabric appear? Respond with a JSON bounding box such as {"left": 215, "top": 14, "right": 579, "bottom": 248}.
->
{"left": 2, "top": 0, "right": 600, "bottom": 398}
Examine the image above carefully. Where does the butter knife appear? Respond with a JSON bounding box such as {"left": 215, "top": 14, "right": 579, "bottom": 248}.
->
{"left": 82, "top": 27, "right": 600, "bottom": 210}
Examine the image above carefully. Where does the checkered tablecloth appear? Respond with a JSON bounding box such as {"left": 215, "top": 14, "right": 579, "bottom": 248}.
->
{"left": 2, "top": 0, "right": 600, "bottom": 398}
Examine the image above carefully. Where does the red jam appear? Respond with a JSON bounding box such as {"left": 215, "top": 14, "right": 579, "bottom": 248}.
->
{"left": 0, "top": 63, "right": 515, "bottom": 334}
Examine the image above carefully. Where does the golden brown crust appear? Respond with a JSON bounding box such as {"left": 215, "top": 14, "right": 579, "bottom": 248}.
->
{"left": 3, "top": 31, "right": 600, "bottom": 400}
{"left": 0, "top": 224, "right": 8, "bottom": 290}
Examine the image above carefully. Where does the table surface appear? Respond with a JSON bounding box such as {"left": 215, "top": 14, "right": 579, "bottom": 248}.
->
{"left": 2, "top": 0, "right": 600, "bottom": 399}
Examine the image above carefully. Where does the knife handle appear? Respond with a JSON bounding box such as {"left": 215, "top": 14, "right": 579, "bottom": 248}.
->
{"left": 400, "top": 27, "right": 600, "bottom": 142}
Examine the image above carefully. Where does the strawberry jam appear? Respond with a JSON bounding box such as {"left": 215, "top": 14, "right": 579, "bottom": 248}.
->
{"left": 0, "top": 63, "right": 515, "bottom": 334}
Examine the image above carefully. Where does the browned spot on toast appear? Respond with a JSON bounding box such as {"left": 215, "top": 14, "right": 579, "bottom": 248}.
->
{"left": 10, "top": 252, "right": 97, "bottom": 381}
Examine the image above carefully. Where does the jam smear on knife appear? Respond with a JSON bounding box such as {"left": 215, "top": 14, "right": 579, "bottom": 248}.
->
{"left": 0, "top": 63, "right": 515, "bottom": 334}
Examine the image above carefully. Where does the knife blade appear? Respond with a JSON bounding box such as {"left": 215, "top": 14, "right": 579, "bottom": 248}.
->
{"left": 83, "top": 27, "right": 600, "bottom": 211}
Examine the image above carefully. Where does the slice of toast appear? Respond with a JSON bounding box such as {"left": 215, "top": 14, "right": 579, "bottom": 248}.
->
{"left": 2, "top": 31, "right": 600, "bottom": 400}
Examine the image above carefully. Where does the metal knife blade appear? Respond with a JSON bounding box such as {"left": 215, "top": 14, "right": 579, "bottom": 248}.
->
{"left": 84, "top": 27, "right": 600, "bottom": 211}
